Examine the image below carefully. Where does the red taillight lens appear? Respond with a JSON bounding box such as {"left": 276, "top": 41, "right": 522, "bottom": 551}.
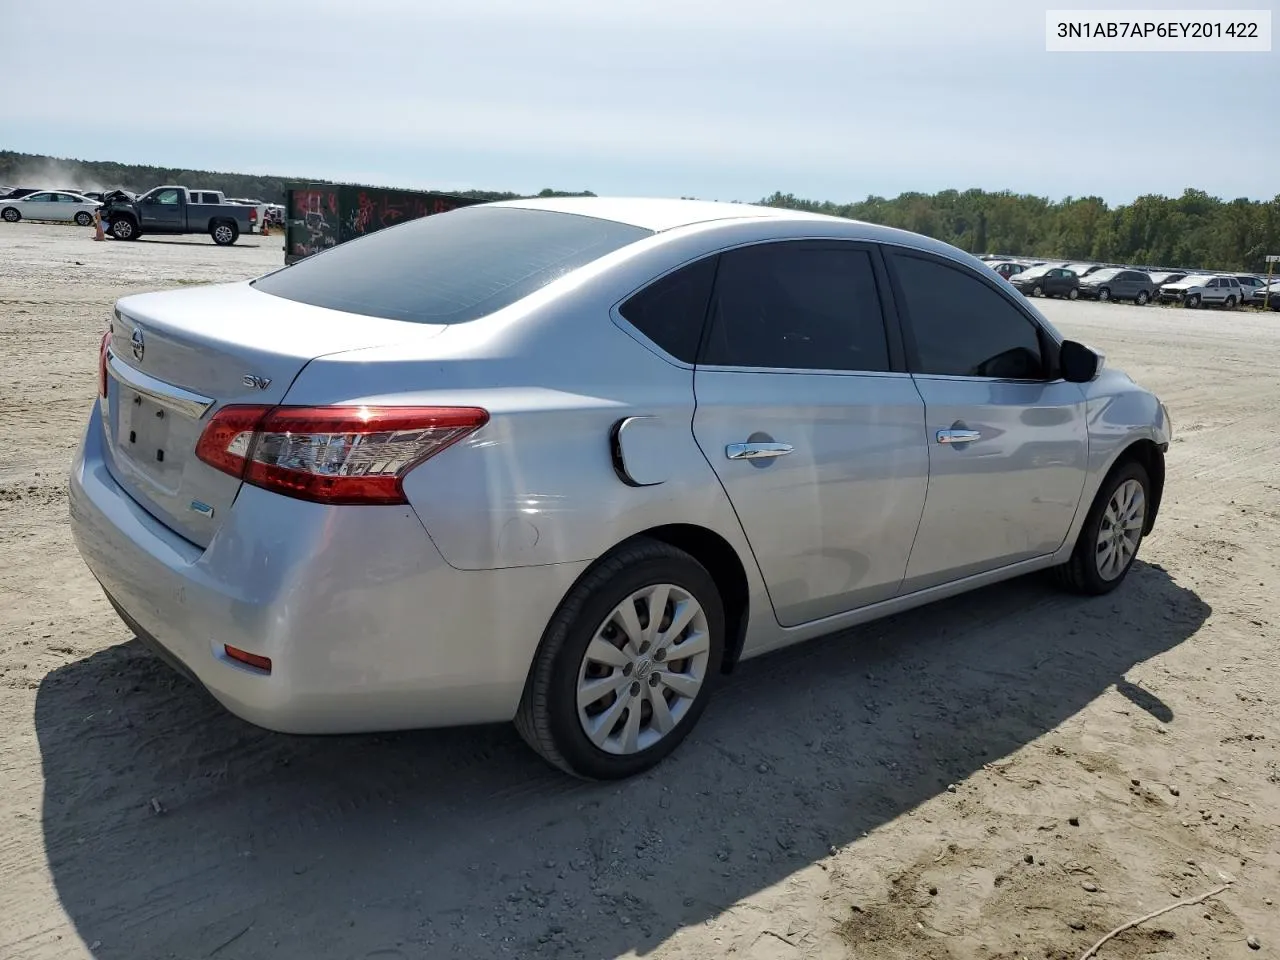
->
{"left": 195, "top": 405, "right": 488, "bottom": 505}
{"left": 98, "top": 329, "right": 112, "bottom": 397}
{"left": 224, "top": 644, "right": 271, "bottom": 672}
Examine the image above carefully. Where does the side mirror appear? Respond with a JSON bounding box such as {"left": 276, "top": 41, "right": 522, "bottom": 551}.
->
{"left": 1060, "top": 339, "right": 1100, "bottom": 383}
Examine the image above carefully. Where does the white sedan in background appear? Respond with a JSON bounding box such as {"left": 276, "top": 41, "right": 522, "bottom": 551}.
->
{"left": 1, "top": 190, "right": 101, "bottom": 226}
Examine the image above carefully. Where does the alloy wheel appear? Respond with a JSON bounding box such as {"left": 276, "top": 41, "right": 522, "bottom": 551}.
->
{"left": 1095, "top": 478, "right": 1145, "bottom": 581}
{"left": 576, "top": 583, "right": 711, "bottom": 755}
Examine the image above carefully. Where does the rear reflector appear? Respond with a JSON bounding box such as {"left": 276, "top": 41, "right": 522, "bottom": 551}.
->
{"left": 224, "top": 644, "right": 272, "bottom": 672}
{"left": 195, "top": 405, "right": 489, "bottom": 505}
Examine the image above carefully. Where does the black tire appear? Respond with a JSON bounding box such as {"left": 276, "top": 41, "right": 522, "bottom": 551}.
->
{"left": 210, "top": 220, "right": 239, "bottom": 246}
{"left": 1224, "top": 296, "right": 1236, "bottom": 310}
{"left": 1067, "top": 287, "right": 1079, "bottom": 300}
{"left": 109, "top": 217, "right": 137, "bottom": 240}
{"left": 74, "top": 211, "right": 94, "bottom": 226}
{"left": 515, "top": 537, "right": 725, "bottom": 780}
{"left": 1, "top": 207, "right": 20, "bottom": 223}
{"left": 1097, "top": 287, "right": 1111, "bottom": 302}
{"left": 1184, "top": 293, "right": 1200, "bottom": 309}
{"left": 1135, "top": 290, "right": 1150, "bottom": 305}
{"left": 1031, "top": 284, "right": 1044, "bottom": 298}
{"left": 1053, "top": 459, "right": 1150, "bottom": 596}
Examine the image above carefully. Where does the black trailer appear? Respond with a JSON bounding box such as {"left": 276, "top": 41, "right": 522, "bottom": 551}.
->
{"left": 283, "top": 182, "right": 484, "bottom": 264}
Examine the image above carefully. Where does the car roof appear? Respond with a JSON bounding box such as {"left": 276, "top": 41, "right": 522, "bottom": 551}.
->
{"left": 490, "top": 196, "right": 840, "bottom": 233}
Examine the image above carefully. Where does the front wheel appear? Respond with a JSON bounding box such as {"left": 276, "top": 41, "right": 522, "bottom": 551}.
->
{"left": 1031, "top": 284, "right": 1044, "bottom": 298}
{"left": 515, "top": 538, "right": 725, "bottom": 780}
{"left": 1067, "top": 287, "right": 1079, "bottom": 300}
{"left": 1184, "top": 294, "right": 1201, "bottom": 308}
{"left": 1054, "top": 460, "right": 1150, "bottom": 595}
{"left": 74, "top": 211, "right": 94, "bottom": 226}
{"left": 1, "top": 207, "right": 20, "bottom": 223}
{"left": 1135, "top": 290, "right": 1150, "bottom": 305}
{"left": 109, "top": 218, "right": 137, "bottom": 240}
{"left": 211, "top": 221, "right": 239, "bottom": 246}
{"left": 1097, "top": 287, "right": 1111, "bottom": 302}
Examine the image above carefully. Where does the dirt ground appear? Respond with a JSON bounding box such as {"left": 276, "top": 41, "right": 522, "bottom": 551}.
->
{"left": 1, "top": 221, "right": 1278, "bottom": 960}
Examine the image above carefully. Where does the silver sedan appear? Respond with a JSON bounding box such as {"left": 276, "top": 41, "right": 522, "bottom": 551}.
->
{"left": 68, "top": 198, "right": 1171, "bottom": 780}
{"left": 1, "top": 190, "right": 101, "bottom": 225}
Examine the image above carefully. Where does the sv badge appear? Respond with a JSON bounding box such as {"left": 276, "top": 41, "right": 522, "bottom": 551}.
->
{"left": 242, "top": 374, "right": 272, "bottom": 390}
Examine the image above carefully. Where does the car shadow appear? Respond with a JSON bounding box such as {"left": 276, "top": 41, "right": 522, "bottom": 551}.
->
{"left": 36, "top": 560, "right": 1208, "bottom": 959}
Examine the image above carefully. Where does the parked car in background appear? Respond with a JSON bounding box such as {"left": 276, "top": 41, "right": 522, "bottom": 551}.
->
{"left": 1, "top": 186, "right": 40, "bottom": 200}
{"left": 67, "top": 197, "right": 1171, "bottom": 780}
{"left": 100, "top": 185, "right": 257, "bottom": 244}
{"left": 1233, "top": 275, "right": 1268, "bottom": 301}
{"left": 1244, "top": 280, "right": 1280, "bottom": 310}
{"left": 1009, "top": 264, "right": 1080, "bottom": 299}
{"left": 1148, "top": 271, "right": 1187, "bottom": 291}
{"left": 1, "top": 190, "right": 101, "bottom": 225}
{"left": 1078, "top": 268, "right": 1156, "bottom": 304}
{"left": 1157, "top": 274, "right": 1242, "bottom": 309}
{"left": 988, "top": 260, "right": 1029, "bottom": 280}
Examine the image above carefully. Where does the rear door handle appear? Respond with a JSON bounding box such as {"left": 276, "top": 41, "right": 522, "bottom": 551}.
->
{"left": 726, "top": 442, "right": 793, "bottom": 460}
{"left": 936, "top": 429, "right": 982, "bottom": 444}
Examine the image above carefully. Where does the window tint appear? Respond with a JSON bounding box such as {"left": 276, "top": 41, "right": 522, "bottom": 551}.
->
{"left": 253, "top": 206, "right": 653, "bottom": 325}
{"left": 154, "top": 189, "right": 180, "bottom": 204}
{"left": 618, "top": 256, "right": 717, "bottom": 363}
{"left": 25, "top": 193, "right": 52, "bottom": 202}
{"left": 700, "top": 242, "right": 890, "bottom": 372}
{"left": 890, "top": 252, "right": 1046, "bottom": 380}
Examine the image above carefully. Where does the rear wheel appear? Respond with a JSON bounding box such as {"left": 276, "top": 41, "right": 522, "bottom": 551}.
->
{"left": 211, "top": 221, "right": 239, "bottom": 246}
{"left": 1067, "top": 287, "right": 1079, "bottom": 300}
{"left": 1, "top": 207, "right": 20, "bottom": 223}
{"left": 1135, "top": 290, "right": 1150, "bottom": 305}
{"left": 1224, "top": 295, "right": 1236, "bottom": 310}
{"left": 74, "top": 211, "right": 94, "bottom": 226}
{"left": 1053, "top": 460, "right": 1150, "bottom": 595}
{"left": 516, "top": 537, "right": 725, "bottom": 780}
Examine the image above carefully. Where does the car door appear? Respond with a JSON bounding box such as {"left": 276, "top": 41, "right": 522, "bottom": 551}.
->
{"left": 691, "top": 240, "right": 929, "bottom": 627}
{"left": 22, "top": 191, "right": 57, "bottom": 219}
{"left": 1114, "top": 271, "right": 1137, "bottom": 299}
{"left": 53, "top": 193, "right": 83, "bottom": 220}
{"left": 139, "top": 188, "right": 184, "bottom": 230}
{"left": 885, "top": 249, "right": 1089, "bottom": 592}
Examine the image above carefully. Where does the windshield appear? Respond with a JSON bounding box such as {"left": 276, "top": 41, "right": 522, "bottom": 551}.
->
{"left": 1176, "top": 275, "right": 1211, "bottom": 285}
{"left": 1017, "top": 265, "right": 1051, "bottom": 279}
{"left": 253, "top": 205, "right": 654, "bottom": 324}
{"left": 1087, "top": 268, "right": 1120, "bottom": 281}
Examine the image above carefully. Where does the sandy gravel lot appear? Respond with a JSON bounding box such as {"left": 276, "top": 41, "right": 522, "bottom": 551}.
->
{"left": 1, "top": 222, "right": 1278, "bottom": 960}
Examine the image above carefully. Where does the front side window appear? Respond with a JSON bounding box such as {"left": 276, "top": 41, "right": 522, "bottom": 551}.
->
{"left": 890, "top": 252, "right": 1047, "bottom": 380}
{"left": 25, "top": 192, "right": 53, "bottom": 202}
{"left": 153, "top": 189, "right": 180, "bottom": 205}
{"left": 700, "top": 241, "right": 891, "bottom": 372}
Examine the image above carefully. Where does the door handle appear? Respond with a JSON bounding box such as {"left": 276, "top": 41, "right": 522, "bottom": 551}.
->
{"left": 936, "top": 429, "right": 981, "bottom": 444}
{"left": 726, "top": 442, "right": 793, "bottom": 460}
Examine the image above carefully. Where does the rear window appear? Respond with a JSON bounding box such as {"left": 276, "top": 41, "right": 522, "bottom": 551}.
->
{"left": 253, "top": 205, "right": 654, "bottom": 324}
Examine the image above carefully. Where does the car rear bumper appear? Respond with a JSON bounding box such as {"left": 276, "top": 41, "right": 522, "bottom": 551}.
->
{"left": 69, "top": 406, "right": 588, "bottom": 734}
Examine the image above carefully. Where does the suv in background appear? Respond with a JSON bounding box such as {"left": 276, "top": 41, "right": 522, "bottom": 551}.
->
{"left": 1009, "top": 264, "right": 1080, "bottom": 299}
{"left": 1157, "top": 274, "right": 1242, "bottom": 309}
{"left": 1233, "top": 275, "right": 1268, "bottom": 302}
{"left": 1078, "top": 268, "right": 1156, "bottom": 304}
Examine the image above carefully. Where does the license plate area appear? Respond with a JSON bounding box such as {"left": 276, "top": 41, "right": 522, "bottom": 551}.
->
{"left": 116, "top": 390, "right": 180, "bottom": 486}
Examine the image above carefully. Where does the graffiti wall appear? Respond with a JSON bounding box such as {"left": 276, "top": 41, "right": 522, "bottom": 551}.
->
{"left": 284, "top": 183, "right": 482, "bottom": 264}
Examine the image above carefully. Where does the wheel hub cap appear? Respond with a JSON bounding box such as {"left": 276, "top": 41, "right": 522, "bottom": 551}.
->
{"left": 1095, "top": 478, "right": 1145, "bottom": 581}
{"left": 575, "top": 582, "right": 711, "bottom": 755}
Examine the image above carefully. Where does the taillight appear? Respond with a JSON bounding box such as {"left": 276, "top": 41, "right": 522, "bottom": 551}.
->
{"left": 195, "top": 405, "right": 488, "bottom": 505}
{"left": 98, "top": 328, "right": 112, "bottom": 397}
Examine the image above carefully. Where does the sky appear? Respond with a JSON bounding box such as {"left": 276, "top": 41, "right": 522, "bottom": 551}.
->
{"left": 4, "top": 0, "right": 1277, "bottom": 205}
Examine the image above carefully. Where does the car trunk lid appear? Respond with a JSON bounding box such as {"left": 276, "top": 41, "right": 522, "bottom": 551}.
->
{"left": 102, "top": 282, "right": 446, "bottom": 547}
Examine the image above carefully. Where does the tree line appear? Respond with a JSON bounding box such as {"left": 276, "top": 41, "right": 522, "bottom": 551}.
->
{"left": 3, "top": 151, "right": 1276, "bottom": 271}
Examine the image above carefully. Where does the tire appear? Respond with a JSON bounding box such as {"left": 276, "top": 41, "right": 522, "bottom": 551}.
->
{"left": 74, "top": 211, "right": 94, "bottom": 226}
{"left": 109, "top": 218, "right": 137, "bottom": 240}
{"left": 1135, "top": 290, "right": 1150, "bottom": 305}
{"left": 1224, "top": 296, "right": 1236, "bottom": 310}
{"left": 1031, "top": 285, "right": 1044, "bottom": 298}
{"left": 1067, "top": 287, "right": 1079, "bottom": 300}
{"left": 1184, "top": 293, "right": 1200, "bottom": 309}
{"left": 1097, "top": 287, "right": 1111, "bottom": 302}
{"left": 211, "top": 221, "right": 238, "bottom": 246}
{"left": 1, "top": 207, "right": 20, "bottom": 223}
{"left": 515, "top": 537, "right": 725, "bottom": 780}
{"left": 1053, "top": 459, "right": 1150, "bottom": 596}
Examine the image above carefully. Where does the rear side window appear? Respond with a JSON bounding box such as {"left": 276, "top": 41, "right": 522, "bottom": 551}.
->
{"left": 617, "top": 256, "right": 717, "bottom": 363}
{"left": 700, "top": 242, "right": 891, "bottom": 372}
{"left": 253, "top": 206, "right": 653, "bottom": 325}
{"left": 890, "top": 252, "right": 1046, "bottom": 380}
